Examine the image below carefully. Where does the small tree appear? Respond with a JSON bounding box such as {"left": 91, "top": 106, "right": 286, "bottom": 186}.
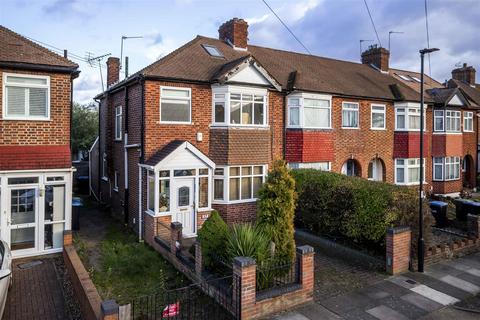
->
{"left": 197, "top": 211, "right": 229, "bottom": 269}
{"left": 72, "top": 102, "right": 98, "bottom": 158}
{"left": 256, "top": 160, "right": 297, "bottom": 263}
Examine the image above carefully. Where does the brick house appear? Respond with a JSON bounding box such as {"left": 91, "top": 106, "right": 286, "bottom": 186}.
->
{"left": 0, "top": 26, "right": 79, "bottom": 257}
{"left": 94, "top": 18, "right": 478, "bottom": 242}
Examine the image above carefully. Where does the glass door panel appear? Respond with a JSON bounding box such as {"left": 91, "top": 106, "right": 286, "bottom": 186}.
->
{"left": 44, "top": 185, "right": 65, "bottom": 250}
{"left": 10, "top": 188, "right": 36, "bottom": 251}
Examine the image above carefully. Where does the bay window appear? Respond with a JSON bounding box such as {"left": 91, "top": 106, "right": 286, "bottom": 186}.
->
{"left": 433, "top": 157, "right": 460, "bottom": 181}
{"left": 464, "top": 111, "right": 473, "bottom": 132}
{"left": 212, "top": 87, "right": 267, "bottom": 126}
{"left": 342, "top": 102, "right": 359, "bottom": 128}
{"left": 445, "top": 110, "right": 461, "bottom": 132}
{"left": 395, "top": 158, "right": 425, "bottom": 185}
{"left": 395, "top": 104, "right": 425, "bottom": 131}
{"left": 160, "top": 87, "right": 191, "bottom": 123}
{"left": 287, "top": 94, "right": 331, "bottom": 128}
{"left": 3, "top": 73, "right": 50, "bottom": 120}
{"left": 213, "top": 165, "right": 266, "bottom": 203}
{"left": 434, "top": 110, "right": 444, "bottom": 131}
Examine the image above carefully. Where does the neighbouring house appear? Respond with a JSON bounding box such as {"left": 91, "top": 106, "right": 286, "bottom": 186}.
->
{"left": 93, "top": 17, "right": 478, "bottom": 242}
{"left": 0, "top": 26, "right": 79, "bottom": 257}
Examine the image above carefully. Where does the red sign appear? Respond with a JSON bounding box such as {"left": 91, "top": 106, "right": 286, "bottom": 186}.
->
{"left": 162, "top": 301, "right": 180, "bottom": 318}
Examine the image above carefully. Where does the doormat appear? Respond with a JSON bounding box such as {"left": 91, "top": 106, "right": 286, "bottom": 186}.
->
{"left": 17, "top": 260, "right": 43, "bottom": 269}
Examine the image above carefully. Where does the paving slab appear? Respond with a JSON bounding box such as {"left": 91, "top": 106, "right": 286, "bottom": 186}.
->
{"left": 296, "top": 302, "right": 342, "bottom": 320}
{"left": 465, "top": 268, "right": 480, "bottom": 277}
{"left": 378, "top": 295, "right": 428, "bottom": 319}
{"left": 342, "top": 308, "right": 378, "bottom": 320}
{"left": 322, "top": 291, "right": 377, "bottom": 315}
{"left": 371, "top": 280, "right": 411, "bottom": 297}
{"left": 272, "top": 311, "right": 311, "bottom": 320}
{"left": 439, "top": 275, "right": 480, "bottom": 294}
{"left": 387, "top": 275, "right": 420, "bottom": 290}
{"left": 427, "top": 263, "right": 464, "bottom": 277}
{"left": 400, "top": 292, "right": 443, "bottom": 312}
{"left": 419, "top": 306, "right": 480, "bottom": 320}
{"left": 455, "top": 271, "right": 480, "bottom": 286}
{"left": 441, "top": 260, "right": 474, "bottom": 272}
{"left": 407, "top": 272, "right": 472, "bottom": 300}
{"left": 366, "top": 305, "right": 410, "bottom": 320}
{"left": 457, "top": 257, "right": 480, "bottom": 269}
{"left": 410, "top": 285, "right": 459, "bottom": 305}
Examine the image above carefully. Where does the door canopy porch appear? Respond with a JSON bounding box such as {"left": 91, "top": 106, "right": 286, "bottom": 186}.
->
{"left": 142, "top": 140, "right": 215, "bottom": 171}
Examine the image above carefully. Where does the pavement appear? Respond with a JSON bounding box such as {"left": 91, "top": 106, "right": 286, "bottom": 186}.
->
{"left": 271, "top": 252, "right": 480, "bottom": 320}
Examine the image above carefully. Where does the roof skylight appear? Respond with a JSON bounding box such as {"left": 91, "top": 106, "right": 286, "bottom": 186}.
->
{"left": 396, "top": 74, "right": 412, "bottom": 81}
{"left": 202, "top": 44, "right": 224, "bottom": 57}
{"left": 411, "top": 76, "right": 422, "bottom": 83}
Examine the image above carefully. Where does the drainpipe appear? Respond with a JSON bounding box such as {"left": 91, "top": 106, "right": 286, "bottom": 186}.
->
{"left": 139, "top": 75, "right": 146, "bottom": 241}
{"left": 283, "top": 93, "right": 287, "bottom": 160}
{"left": 123, "top": 86, "right": 129, "bottom": 225}
{"left": 94, "top": 97, "right": 103, "bottom": 202}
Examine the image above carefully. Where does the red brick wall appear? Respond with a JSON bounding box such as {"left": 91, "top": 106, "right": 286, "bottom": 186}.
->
{"left": 285, "top": 130, "right": 334, "bottom": 163}
{"left": 0, "top": 68, "right": 72, "bottom": 170}
{"left": 213, "top": 202, "right": 257, "bottom": 225}
{"left": 386, "top": 227, "right": 411, "bottom": 275}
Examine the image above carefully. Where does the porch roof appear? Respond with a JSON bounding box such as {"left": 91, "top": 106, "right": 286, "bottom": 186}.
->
{"left": 142, "top": 140, "right": 215, "bottom": 170}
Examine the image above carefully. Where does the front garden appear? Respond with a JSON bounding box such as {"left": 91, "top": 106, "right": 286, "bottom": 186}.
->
{"left": 74, "top": 209, "right": 188, "bottom": 305}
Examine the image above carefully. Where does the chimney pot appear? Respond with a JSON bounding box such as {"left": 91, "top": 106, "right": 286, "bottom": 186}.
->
{"left": 106, "top": 57, "right": 120, "bottom": 88}
{"left": 361, "top": 46, "right": 390, "bottom": 72}
{"left": 452, "top": 63, "right": 476, "bottom": 85}
{"left": 218, "top": 18, "right": 248, "bottom": 49}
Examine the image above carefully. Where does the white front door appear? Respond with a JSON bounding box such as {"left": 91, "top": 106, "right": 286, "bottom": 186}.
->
{"left": 7, "top": 187, "right": 38, "bottom": 256}
{"left": 172, "top": 178, "right": 196, "bottom": 237}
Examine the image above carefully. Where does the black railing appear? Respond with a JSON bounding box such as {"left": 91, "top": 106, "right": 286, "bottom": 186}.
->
{"left": 256, "top": 258, "right": 300, "bottom": 297}
{"left": 129, "top": 276, "right": 239, "bottom": 320}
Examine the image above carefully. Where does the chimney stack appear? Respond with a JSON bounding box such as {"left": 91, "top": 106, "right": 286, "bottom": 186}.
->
{"left": 361, "top": 45, "right": 390, "bottom": 72}
{"left": 452, "top": 63, "right": 476, "bottom": 85}
{"left": 219, "top": 18, "right": 248, "bottom": 50}
{"left": 106, "top": 57, "right": 120, "bottom": 87}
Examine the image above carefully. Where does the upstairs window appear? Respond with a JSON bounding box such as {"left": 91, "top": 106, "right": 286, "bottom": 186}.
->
{"left": 115, "top": 106, "right": 122, "bottom": 140}
{"left": 160, "top": 87, "right": 191, "bottom": 123}
{"left": 434, "top": 110, "right": 444, "bottom": 131}
{"left": 287, "top": 95, "right": 331, "bottom": 129}
{"left": 3, "top": 73, "right": 50, "bottom": 120}
{"left": 230, "top": 93, "right": 265, "bottom": 125}
{"left": 371, "top": 104, "right": 386, "bottom": 129}
{"left": 445, "top": 110, "right": 461, "bottom": 132}
{"left": 395, "top": 107, "right": 423, "bottom": 131}
{"left": 342, "top": 102, "right": 359, "bottom": 128}
{"left": 464, "top": 111, "right": 473, "bottom": 132}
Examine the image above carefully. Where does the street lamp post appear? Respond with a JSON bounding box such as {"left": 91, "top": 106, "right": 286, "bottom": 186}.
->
{"left": 418, "top": 47, "right": 439, "bottom": 273}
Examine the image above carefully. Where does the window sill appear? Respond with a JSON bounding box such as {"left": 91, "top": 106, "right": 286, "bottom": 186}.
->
{"left": 432, "top": 132, "right": 462, "bottom": 135}
{"left": 2, "top": 117, "right": 51, "bottom": 122}
{"left": 101, "top": 177, "right": 109, "bottom": 182}
{"left": 287, "top": 126, "right": 332, "bottom": 130}
{"left": 211, "top": 124, "right": 269, "bottom": 130}
{"left": 394, "top": 130, "right": 428, "bottom": 133}
{"left": 342, "top": 127, "right": 360, "bottom": 130}
{"left": 113, "top": 187, "right": 119, "bottom": 192}
{"left": 463, "top": 130, "right": 474, "bottom": 133}
{"left": 213, "top": 199, "right": 258, "bottom": 205}
{"left": 114, "top": 139, "right": 123, "bottom": 142}
{"left": 370, "top": 127, "right": 386, "bottom": 131}
{"left": 159, "top": 121, "right": 192, "bottom": 125}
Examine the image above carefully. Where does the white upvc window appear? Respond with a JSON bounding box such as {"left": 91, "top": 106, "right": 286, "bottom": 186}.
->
{"left": 113, "top": 171, "right": 119, "bottom": 191}
{"left": 212, "top": 86, "right": 267, "bottom": 127}
{"left": 395, "top": 103, "right": 427, "bottom": 131}
{"left": 371, "top": 104, "right": 386, "bottom": 130}
{"left": 464, "top": 111, "right": 474, "bottom": 132}
{"left": 2, "top": 73, "right": 50, "bottom": 120}
{"left": 101, "top": 153, "right": 108, "bottom": 180}
{"left": 434, "top": 110, "right": 444, "bottom": 131}
{"left": 160, "top": 87, "right": 191, "bottom": 124}
{"left": 433, "top": 157, "right": 460, "bottom": 181}
{"left": 213, "top": 165, "right": 267, "bottom": 203}
{"left": 395, "top": 158, "right": 425, "bottom": 185}
{"left": 445, "top": 110, "right": 461, "bottom": 132}
{"left": 288, "top": 162, "right": 331, "bottom": 171}
{"left": 287, "top": 93, "right": 331, "bottom": 129}
{"left": 342, "top": 102, "right": 359, "bottom": 128}
{"left": 115, "top": 105, "right": 122, "bottom": 140}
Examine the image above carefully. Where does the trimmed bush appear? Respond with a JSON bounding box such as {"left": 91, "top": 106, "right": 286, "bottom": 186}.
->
{"left": 292, "top": 169, "right": 433, "bottom": 255}
{"left": 197, "top": 210, "right": 229, "bottom": 269}
{"left": 257, "top": 160, "right": 297, "bottom": 263}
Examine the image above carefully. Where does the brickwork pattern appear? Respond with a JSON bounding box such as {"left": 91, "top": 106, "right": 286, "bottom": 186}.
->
{"left": 386, "top": 227, "right": 411, "bottom": 275}
{"left": 213, "top": 202, "right": 257, "bottom": 225}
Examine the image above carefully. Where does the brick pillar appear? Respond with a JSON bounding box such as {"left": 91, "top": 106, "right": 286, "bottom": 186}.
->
{"left": 195, "top": 240, "right": 202, "bottom": 276}
{"left": 233, "top": 257, "right": 256, "bottom": 320}
{"left": 386, "top": 227, "right": 412, "bottom": 275}
{"left": 170, "top": 222, "right": 182, "bottom": 254}
{"left": 101, "top": 300, "right": 119, "bottom": 320}
{"left": 468, "top": 214, "right": 480, "bottom": 238}
{"left": 297, "top": 245, "right": 315, "bottom": 299}
{"left": 63, "top": 230, "right": 73, "bottom": 246}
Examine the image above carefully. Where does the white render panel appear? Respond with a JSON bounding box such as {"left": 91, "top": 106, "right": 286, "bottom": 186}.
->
{"left": 228, "top": 65, "right": 271, "bottom": 86}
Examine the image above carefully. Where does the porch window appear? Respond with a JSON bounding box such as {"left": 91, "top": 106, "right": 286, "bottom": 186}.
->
{"left": 213, "top": 168, "right": 224, "bottom": 201}
{"left": 147, "top": 171, "right": 155, "bottom": 212}
{"left": 160, "top": 87, "right": 191, "bottom": 123}
{"left": 159, "top": 170, "right": 170, "bottom": 212}
{"left": 199, "top": 169, "right": 209, "bottom": 208}
{"left": 3, "top": 73, "right": 50, "bottom": 120}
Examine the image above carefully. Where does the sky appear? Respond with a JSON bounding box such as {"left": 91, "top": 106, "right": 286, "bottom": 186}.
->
{"left": 2, "top": 0, "right": 479, "bottom": 104}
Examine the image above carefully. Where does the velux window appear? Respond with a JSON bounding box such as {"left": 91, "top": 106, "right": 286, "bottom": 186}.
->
{"left": 3, "top": 73, "right": 50, "bottom": 120}
{"left": 160, "top": 87, "right": 191, "bottom": 123}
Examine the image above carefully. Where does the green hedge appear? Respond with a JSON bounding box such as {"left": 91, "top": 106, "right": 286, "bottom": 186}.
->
{"left": 292, "top": 169, "right": 432, "bottom": 254}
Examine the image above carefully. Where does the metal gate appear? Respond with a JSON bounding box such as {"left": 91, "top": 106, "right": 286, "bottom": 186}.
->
{"left": 123, "top": 274, "right": 240, "bottom": 320}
